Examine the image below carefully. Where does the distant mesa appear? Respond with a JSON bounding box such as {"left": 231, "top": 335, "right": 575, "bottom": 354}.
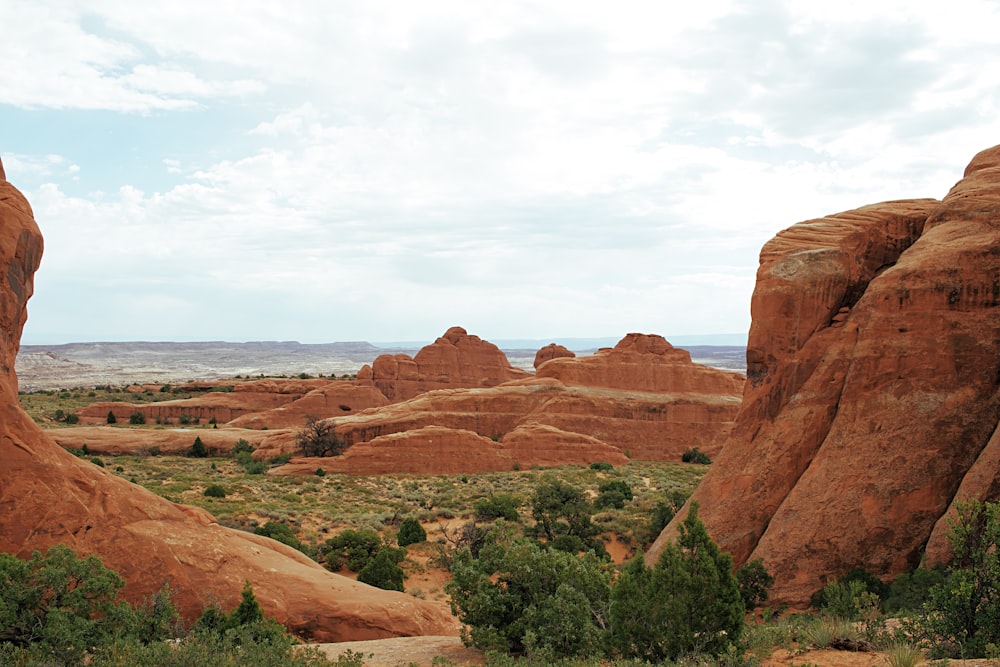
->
{"left": 649, "top": 144, "right": 1000, "bottom": 607}
{"left": 0, "top": 156, "right": 457, "bottom": 642}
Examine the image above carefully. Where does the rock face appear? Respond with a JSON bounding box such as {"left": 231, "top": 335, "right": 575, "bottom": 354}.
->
{"left": 267, "top": 334, "right": 744, "bottom": 473}
{"left": 649, "top": 145, "right": 1000, "bottom": 606}
{"left": 537, "top": 333, "right": 744, "bottom": 394}
{"left": 0, "top": 158, "right": 457, "bottom": 641}
{"left": 357, "top": 326, "right": 531, "bottom": 401}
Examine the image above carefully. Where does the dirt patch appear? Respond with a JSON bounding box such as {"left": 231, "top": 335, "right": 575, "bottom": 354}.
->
{"left": 311, "top": 636, "right": 483, "bottom": 667}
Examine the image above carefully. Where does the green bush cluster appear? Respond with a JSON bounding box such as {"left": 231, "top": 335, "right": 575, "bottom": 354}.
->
{"left": 473, "top": 494, "right": 520, "bottom": 522}
{"left": 397, "top": 517, "right": 427, "bottom": 546}
{"left": 681, "top": 447, "right": 711, "bottom": 464}
{"left": 0, "top": 546, "right": 331, "bottom": 667}
{"left": 254, "top": 521, "right": 306, "bottom": 554}
{"left": 232, "top": 439, "right": 268, "bottom": 474}
{"left": 448, "top": 503, "right": 746, "bottom": 662}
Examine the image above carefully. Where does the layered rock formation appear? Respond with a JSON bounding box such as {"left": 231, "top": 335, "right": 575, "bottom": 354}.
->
{"left": 266, "top": 334, "right": 744, "bottom": 472}
{"left": 0, "top": 158, "right": 457, "bottom": 641}
{"left": 533, "top": 343, "right": 574, "bottom": 369}
{"left": 650, "top": 145, "right": 1000, "bottom": 606}
{"left": 356, "top": 326, "right": 531, "bottom": 401}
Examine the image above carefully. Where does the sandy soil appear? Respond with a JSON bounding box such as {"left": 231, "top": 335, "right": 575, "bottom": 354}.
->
{"left": 311, "top": 636, "right": 484, "bottom": 666}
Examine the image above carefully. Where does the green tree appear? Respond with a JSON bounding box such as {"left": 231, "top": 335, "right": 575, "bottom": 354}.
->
{"left": 357, "top": 547, "right": 406, "bottom": 592}
{"left": 129, "top": 411, "right": 146, "bottom": 425}
{"left": 737, "top": 558, "right": 775, "bottom": 609}
{"left": 324, "top": 529, "right": 382, "bottom": 571}
{"left": 446, "top": 539, "right": 612, "bottom": 659}
{"left": 531, "top": 480, "right": 597, "bottom": 542}
{"left": 609, "top": 502, "right": 744, "bottom": 661}
{"left": 189, "top": 436, "right": 208, "bottom": 458}
{"left": 473, "top": 494, "right": 520, "bottom": 522}
{"left": 106, "top": 410, "right": 117, "bottom": 424}
{"left": 397, "top": 518, "right": 426, "bottom": 547}
{"left": 918, "top": 499, "right": 1000, "bottom": 658}
{"left": 0, "top": 545, "right": 126, "bottom": 664}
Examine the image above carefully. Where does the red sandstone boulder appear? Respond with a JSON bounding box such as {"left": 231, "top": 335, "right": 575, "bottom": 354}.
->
{"left": 0, "top": 158, "right": 457, "bottom": 641}
{"left": 650, "top": 145, "right": 1000, "bottom": 606}
{"left": 228, "top": 382, "right": 390, "bottom": 429}
{"left": 360, "top": 326, "right": 530, "bottom": 401}
{"left": 534, "top": 343, "right": 574, "bottom": 369}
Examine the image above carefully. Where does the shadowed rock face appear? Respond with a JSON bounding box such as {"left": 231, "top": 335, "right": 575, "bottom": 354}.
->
{"left": 0, "top": 158, "right": 458, "bottom": 642}
{"left": 649, "top": 145, "right": 1000, "bottom": 606}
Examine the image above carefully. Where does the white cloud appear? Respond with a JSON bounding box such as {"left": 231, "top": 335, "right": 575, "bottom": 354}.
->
{"left": 8, "top": 0, "right": 1000, "bottom": 343}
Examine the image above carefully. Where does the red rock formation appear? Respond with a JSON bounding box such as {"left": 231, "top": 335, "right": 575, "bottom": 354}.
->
{"left": 272, "top": 423, "right": 629, "bottom": 476}
{"left": 360, "top": 326, "right": 530, "bottom": 401}
{"left": 0, "top": 158, "right": 457, "bottom": 641}
{"left": 649, "top": 145, "right": 1000, "bottom": 606}
{"left": 537, "top": 333, "right": 744, "bottom": 394}
{"left": 534, "top": 343, "right": 574, "bottom": 369}
{"left": 49, "top": 426, "right": 270, "bottom": 456}
{"left": 261, "top": 348, "right": 741, "bottom": 471}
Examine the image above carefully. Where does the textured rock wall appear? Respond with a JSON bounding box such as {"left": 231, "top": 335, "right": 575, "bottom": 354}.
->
{"left": 650, "top": 146, "right": 1000, "bottom": 606}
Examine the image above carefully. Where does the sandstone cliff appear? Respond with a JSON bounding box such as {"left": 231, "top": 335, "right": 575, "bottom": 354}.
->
{"left": 0, "top": 158, "right": 457, "bottom": 641}
{"left": 649, "top": 145, "right": 1000, "bottom": 606}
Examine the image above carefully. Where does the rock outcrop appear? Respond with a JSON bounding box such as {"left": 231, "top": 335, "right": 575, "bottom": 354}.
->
{"left": 537, "top": 333, "right": 744, "bottom": 394}
{"left": 650, "top": 145, "right": 1000, "bottom": 606}
{"left": 533, "top": 343, "right": 574, "bottom": 369}
{"left": 356, "top": 326, "right": 530, "bottom": 401}
{"left": 0, "top": 158, "right": 457, "bottom": 641}
{"left": 266, "top": 334, "right": 744, "bottom": 471}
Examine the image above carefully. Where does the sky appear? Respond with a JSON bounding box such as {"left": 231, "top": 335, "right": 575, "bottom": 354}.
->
{"left": 3, "top": 0, "right": 1000, "bottom": 346}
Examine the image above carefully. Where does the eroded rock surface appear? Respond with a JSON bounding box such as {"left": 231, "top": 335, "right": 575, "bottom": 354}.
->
{"left": 356, "top": 326, "right": 531, "bottom": 401}
{"left": 650, "top": 146, "right": 1000, "bottom": 606}
{"left": 0, "top": 158, "right": 457, "bottom": 641}
{"left": 267, "top": 334, "right": 744, "bottom": 472}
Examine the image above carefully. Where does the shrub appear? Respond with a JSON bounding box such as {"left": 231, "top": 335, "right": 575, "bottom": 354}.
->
{"left": 357, "top": 547, "right": 406, "bottom": 591}
{"left": 129, "top": 411, "right": 146, "bottom": 425}
{"left": 608, "top": 502, "right": 744, "bottom": 661}
{"left": 106, "top": 410, "right": 117, "bottom": 424}
{"left": 643, "top": 490, "right": 691, "bottom": 545}
{"left": 296, "top": 417, "right": 345, "bottom": 457}
{"left": 90, "top": 456, "right": 105, "bottom": 468}
{"left": 315, "top": 468, "right": 326, "bottom": 477}
{"left": 0, "top": 545, "right": 127, "bottom": 664}
{"left": 916, "top": 499, "right": 1000, "bottom": 658}
{"left": 397, "top": 517, "right": 427, "bottom": 547}
{"left": 737, "top": 558, "right": 775, "bottom": 609}
{"left": 884, "top": 567, "right": 946, "bottom": 614}
{"left": 447, "top": 538, "right": 612, "bottom": 658}
{"left": 473, "top": 494, "right": 520, "bottom": 522}
{"left": 188, "top": 436, "right": 209, "bottom": 458}
{"left": 589, "top": 461, "right": 614, "bottom": 471}
{"left": 325, "top": 529, "right": 383, "bottom": 571}
{"left": 681, "top": 447, "right": 711, "bottom": 464}
{"left": 254, "top": 521, "right": 305, "bottom": 553}
{"left": 594, "top": 480, "right": 633, "bottom": 510}
{"left": 233, "top": 438, "right": 255, "bottom": 455}
{"left": 204, "top": 484, "right": 226, "bottom": 498}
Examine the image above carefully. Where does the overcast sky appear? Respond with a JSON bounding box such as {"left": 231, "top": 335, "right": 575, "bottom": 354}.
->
{"left": 3, "top": 0, "right": 999, "bottom": 346}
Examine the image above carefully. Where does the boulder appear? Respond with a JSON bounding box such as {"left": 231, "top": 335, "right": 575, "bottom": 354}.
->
{"left": 0, "top": 158, "right": 457, "bottom": 641}
{"left": 650, "top": 145, "right": 1000, "bottom": 606}
{"left": 360, "top": 326, "right": 530, "bottom": 401}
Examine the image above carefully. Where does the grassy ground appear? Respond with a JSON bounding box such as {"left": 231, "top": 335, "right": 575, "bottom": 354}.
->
{"left": 18, "top": 384, "right": 202, "bottom": 426}
{"left": 88, "top": 451, "right": 704, "bottom": 557}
